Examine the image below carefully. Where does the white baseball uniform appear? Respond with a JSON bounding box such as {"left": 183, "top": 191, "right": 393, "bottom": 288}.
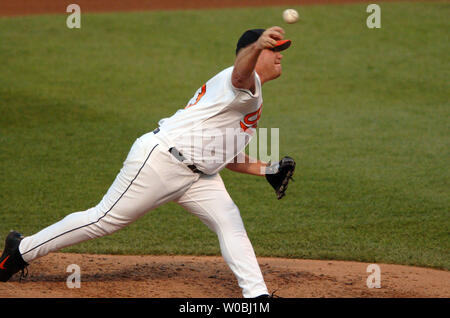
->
{"left": 18, "top": 66, "right": 269, "bottom": 298}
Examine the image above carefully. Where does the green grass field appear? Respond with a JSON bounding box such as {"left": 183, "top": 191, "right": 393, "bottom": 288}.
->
{"left": 0, "top": 2, "right": 449, "bottom": 269}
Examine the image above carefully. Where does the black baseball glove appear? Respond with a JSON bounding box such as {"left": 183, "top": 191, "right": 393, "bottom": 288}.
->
{"left": 265, "top": 156, "right": 296, "bottom": 200}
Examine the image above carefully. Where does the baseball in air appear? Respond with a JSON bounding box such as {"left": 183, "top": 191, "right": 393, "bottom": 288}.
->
{"left": 282, "top": 9, "right": 299, "bottom": 24}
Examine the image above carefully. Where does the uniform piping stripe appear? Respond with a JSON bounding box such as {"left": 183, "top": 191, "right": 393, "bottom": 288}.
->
{"left": 21, "top": 144, "right": 159, "bottom": 256}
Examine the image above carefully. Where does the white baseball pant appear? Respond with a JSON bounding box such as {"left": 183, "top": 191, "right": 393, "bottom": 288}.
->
{"left": 18, "top": 131, "right": 269, "bottom": 298}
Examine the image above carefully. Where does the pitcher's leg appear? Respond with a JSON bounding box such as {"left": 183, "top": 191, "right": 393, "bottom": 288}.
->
{"left": 19, "top": 136, "right": 197, "bottom": 263}
{"left": 175, "top": 174, "right": 268, "bottom": 298}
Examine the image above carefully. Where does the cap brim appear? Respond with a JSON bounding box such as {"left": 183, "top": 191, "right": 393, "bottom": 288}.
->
{"left": 272, "top": 39, "right": 291, "bottom": 52}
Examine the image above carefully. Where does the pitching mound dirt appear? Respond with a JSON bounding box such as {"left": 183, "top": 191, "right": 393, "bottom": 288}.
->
{"left": 0, "top": 253, "right": 448, "bottom": 298}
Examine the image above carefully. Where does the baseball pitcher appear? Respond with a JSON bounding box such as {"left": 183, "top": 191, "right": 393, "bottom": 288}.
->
{"left": 0, "top": 27, "right": 296, "bottom": 298}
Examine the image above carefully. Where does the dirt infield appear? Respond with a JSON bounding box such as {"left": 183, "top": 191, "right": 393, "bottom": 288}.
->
{"left": 0, "top": 0, "right": 411, "bottom": 16}
{"left": 1, "top": 0, "right": 449, "bottom": 299}
{"left": 0, "top": 253, "right": 449, "bottom": 298}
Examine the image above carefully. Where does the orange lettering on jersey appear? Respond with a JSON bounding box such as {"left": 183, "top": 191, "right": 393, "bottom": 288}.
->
{"left": 185, "top": 84, "right": 206, "bottom": 109}
{"left": 240, "top": 104, "right": 263, "bottom": 132}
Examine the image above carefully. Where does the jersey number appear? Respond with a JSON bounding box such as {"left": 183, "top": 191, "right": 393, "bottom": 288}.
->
{"left": 185, "top": 84, "right": 206, "bottom": 109}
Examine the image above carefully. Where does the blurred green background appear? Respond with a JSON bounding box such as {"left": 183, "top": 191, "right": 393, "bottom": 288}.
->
{"left": 0, "top": 2, "right": 448, "bottom": 269}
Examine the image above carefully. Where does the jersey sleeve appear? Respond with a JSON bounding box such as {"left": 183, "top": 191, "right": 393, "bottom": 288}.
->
{"left": 229, "top": 70, "right": 261, "bottom": 99}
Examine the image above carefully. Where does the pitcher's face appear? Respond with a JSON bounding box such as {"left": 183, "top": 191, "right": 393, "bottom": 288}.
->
{"left": 255, "top": 49, "right": 283, "bottom": 82}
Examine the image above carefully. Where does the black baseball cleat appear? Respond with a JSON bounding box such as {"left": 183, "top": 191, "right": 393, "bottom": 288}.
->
{"left": 255, "top": 289, "right": 282, "bottom": 298}
{"left": 0, "top": 231, "right": 29, "bottom": 282}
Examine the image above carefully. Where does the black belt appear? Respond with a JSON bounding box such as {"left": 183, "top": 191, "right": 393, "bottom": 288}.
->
{"left": 169, "top": 147, "right": 204, "bottom": 174}
{"left": 153, "top": 128, "right": 203, "bottom": 174}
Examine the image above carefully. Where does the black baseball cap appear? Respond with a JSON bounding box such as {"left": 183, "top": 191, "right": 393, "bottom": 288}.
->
{"left": 235, "top": 29, "right": 291, "bottom": 55}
